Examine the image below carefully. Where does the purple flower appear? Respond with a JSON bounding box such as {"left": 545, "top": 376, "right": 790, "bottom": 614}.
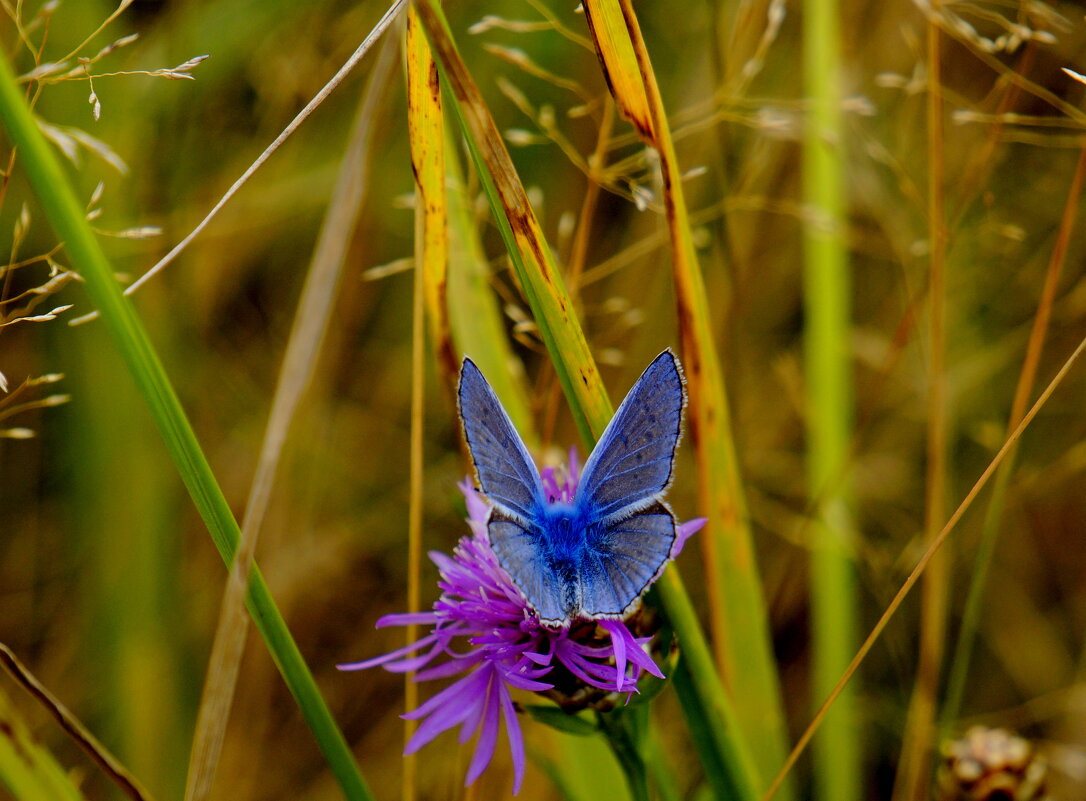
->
{"left": 340, "top": 450, "right": 704, "bottom": 794}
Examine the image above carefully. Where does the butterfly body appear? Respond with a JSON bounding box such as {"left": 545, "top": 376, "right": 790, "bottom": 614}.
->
{"left": 458, "top": 351, "right": 687, "bottom": 628}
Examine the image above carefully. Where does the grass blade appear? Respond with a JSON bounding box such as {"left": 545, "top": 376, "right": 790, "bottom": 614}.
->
{"left": 444, "top": 135, "right": 536, "bottom": 442}
{"left": 412, "top": 5, "right": 760, "bottom": 798}
{"left": 580, "top": 5, "right": 651, "bottom": 140}
{"left": 0, "top": 50, "right": 374, "bottom": 801}
{"left": 801, "top": 0, "right": 859, "bottom": 797}
{"left": 407, "top": 6, "right": 456, "bottom": 392}
{"left": 404, "top": 11, "right": 443, "bottom": 800}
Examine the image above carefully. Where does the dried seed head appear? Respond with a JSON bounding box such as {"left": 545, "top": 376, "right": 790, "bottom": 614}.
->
{"left": 936, "top": 727, "right": 1051, "bottom": 801}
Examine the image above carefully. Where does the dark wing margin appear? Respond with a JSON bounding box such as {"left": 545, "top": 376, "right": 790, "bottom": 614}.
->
{"left": 576, "top": 350, "right": 686, "bottom": 521}
{"left": 488, "top": 508, "right": 569, "bottom": 624}
{"left": 458, "top": 358, "right": 544, "bottom": 522}
{"left": 579, "top": 501, "right": 677, "bottom": 617}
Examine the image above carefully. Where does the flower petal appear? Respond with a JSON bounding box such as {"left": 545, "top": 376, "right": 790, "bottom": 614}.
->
{"left": 404, "top": 670, "right": 491, "bottom": 755}
{"left": 498, "top": 678, "right": 526, "bottom": 793}
{"left": 337, "top": 632, "right": 441, "bottom": 671}
{"left": 465, "top": 671, "right": 502, "bottom": 786}
{"left": 403, "top": 666, "right": 489, "bottom": 722}
{"left": 672, "top": 517, "right": 707, "bottom": 558}
{"left": 376, "top": 611, "right": 438, "bottom": 628}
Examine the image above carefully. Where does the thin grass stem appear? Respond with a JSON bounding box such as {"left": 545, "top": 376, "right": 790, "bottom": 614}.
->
{"left": 0, "top": 644, "right": 151, "bottom": 801}
{"left": 942, "top": 143, "right": 1086, "bottom": 727}
{"left": 67, "top": 0, "right": 408, "bottom": 327}
{"left": 0, "top": 684, "right": 87, "bottom": 801}
{"left": 762, "top": 330, "right": 1086, "bottom": 801}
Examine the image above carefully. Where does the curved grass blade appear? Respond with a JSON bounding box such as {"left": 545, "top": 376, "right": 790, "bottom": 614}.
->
{"left": 583, "top": 0, "right": 791, "bottom": 793}
{"left": 411, "top": 4, "right": 759, "bottom": 799}
{"left": 0, "top": 51, "right": 374, "bottom": 801}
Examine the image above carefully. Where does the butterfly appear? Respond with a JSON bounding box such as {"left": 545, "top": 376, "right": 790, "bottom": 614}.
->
{"left": 457, "top": 350, "right": 687, "bottom": 628}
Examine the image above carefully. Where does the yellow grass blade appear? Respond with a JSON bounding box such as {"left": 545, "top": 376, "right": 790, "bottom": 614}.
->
{"left": 407, "top": 7, "right": 456, "bottom": 392}
{"left": 580, "top": 3, "right": 652, "bottom": 140}
{"left": 403, "top": 13, "right": 436, "bottom": 801}
{"left": 583, "top": 1, "right": 792, "bottom": 795}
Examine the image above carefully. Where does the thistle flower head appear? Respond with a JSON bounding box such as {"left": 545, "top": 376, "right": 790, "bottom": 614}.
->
{"left": 340, "top": 451, "right": 703, "bottom": 793}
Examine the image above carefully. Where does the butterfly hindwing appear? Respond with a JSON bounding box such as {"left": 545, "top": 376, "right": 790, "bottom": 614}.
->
{"left": 576, "top": 350, "right": 686, "bottom": 521}
{"left": 581, "top": 501, "right": 677, "bottom": 617}
{"left": 488, "top": 508, "right": 570, "bottom": 624}
{"left": 458, "top": 358, "right": 545, "bottom": 523}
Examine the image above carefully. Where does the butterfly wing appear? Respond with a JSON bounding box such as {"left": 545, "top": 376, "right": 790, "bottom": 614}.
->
{"left": 488, "top": 509, "right": 572, "bottom": 625}
{"left": 579, "top": 502, "right": 677, "bottom": 617}
{"left": 458, "top": 359, "right": 572, "bottom": 621}
{"left": 576, "top": 350, "right": 686, "bottom": 521}
{"left": 457, "top": 358, "right": 545, "bottom": 523}
{"left": 573, "top": 350, "right": 685, "bottom": 619}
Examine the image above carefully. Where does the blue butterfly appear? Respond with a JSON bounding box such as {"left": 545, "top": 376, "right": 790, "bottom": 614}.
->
{"left": 457, "top": 350, "right": 687, "bottom": 628}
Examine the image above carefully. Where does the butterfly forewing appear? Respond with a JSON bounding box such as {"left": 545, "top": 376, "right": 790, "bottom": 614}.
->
{"left": 576, "top": 351, "right": 686, "bottom": 521}
{"left": 581, "top": 502, "right": 676, "bottom": 617}
{"left": 458, "top": 358, "right": 545, "bottom": 523}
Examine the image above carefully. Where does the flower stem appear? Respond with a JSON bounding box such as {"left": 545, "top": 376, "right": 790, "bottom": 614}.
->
{"left": 597, "top": 707, "right": 650, "bottom": 801}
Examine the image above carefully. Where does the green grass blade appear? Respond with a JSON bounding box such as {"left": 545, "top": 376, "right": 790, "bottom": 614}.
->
{"left": 444, "top": 133, "right": 537, "bottom": 445}
{"left": 802, "top": 0, "right": 860, "bottom": 797}
{"left": 0, "top": 53, "right": 373, "bottom": 801}
{"left": 665, "top": 581, "right": 762, "bottom": 801}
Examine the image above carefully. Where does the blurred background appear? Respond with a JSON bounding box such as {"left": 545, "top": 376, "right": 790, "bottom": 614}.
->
{"left": 5, "top": 0, "right": 1086, "bottom": 798}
